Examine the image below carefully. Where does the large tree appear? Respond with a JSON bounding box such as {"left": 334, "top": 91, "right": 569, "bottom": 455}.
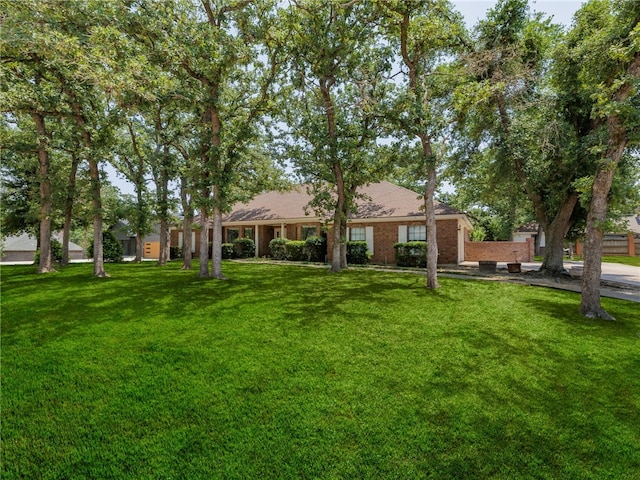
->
{"left": 556, "top": 0, "right": 640, "bottom": 319}
{"left": 2, "top": 4, "right": 63, "bottom": 273}
{"left": 278, "top": 0, "right": 391, "bottom": 272}
{"left": 0, "top": 116, "right": 45, "bottom": 245}
{"left": 1, "top": 0, "right": 135, "bottom": 277}
{"left": 450, "top": 0, "right": 588, "bottom": 277}
{"left": 114, "top": 117, "right": 155, "bottom": 263}
{"left": 380, "top": 0, "right": 465, "bottom": 288}
{"left": 132, "top": 0, "right": 284, "bottom": 279}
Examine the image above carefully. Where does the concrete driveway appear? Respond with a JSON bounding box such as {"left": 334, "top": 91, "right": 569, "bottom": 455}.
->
{"left": 564, "top": 260, "right": 639, "bottom": 288}
{"left": 459, "top": 260, "right": 639, "bottom": 287}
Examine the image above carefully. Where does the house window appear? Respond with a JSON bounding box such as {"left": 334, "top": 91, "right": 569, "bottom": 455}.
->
{"left": 350, "top": 227, "right": 366, "bottom": 241}
{"left": 227, "top": 228, "right": 240, "bottom": 243}
{"left": 408, "top": 225, "right": 426, "bottom": 241}
{"left": 244, "top": 227, "right": 253, "bottom": 240}
{"left": 302, "top": 226, "right": 317, "bottom": 239}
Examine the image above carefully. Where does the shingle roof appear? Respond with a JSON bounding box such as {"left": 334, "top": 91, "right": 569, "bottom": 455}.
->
{"left": 515, "top": 222, "right": 539, "bottom": 233}
{"left": 223, "top": 181, "right": 463, "bottom": 222}
{"left": 2, "top": 233, "right": 83, "bottom": 251}
{"left": 621, "top": 215, "right": 640, "bottom": 234}
{"left": 3, "top": 233, "right": 37, "bottom": 251}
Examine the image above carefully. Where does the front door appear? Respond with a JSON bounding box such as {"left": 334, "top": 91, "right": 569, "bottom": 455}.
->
{"left": 274, "top": 227, "right": 282, "bottom": 239}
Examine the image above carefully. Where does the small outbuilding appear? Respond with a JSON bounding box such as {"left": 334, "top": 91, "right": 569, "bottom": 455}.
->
{"left": 1, "top": 233, "right": 84, "bottom": 263}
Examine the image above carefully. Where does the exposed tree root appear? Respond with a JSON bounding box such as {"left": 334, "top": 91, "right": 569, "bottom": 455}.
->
{"left": 580, "top": 306, "right": 616, "bottom": 321}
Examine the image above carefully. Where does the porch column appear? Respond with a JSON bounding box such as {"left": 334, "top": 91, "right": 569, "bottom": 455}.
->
{"left": 255, "top": 224, "right": 260, "bottom": 257}
{"left": 457, "top": 221, "right": 464, "bottom": 264}
{"left": 281, "top": 222, "right": 285, "bottom": 239}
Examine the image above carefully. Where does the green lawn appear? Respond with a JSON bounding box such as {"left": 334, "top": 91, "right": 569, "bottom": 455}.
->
{"left": 600, "top": 256, "right": 640, "bottom": 267}
{"left": 2, "top": 262, "right": 639, "bottom": 479}
{"left": 536, "top": 255, "right": 640, "bottom": 267}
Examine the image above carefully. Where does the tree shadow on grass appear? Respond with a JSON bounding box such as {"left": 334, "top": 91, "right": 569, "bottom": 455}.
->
{"left": 522, "top": 293, "right": 639, "bottom": 339}
{"left": 2, "top": 262, "right": 458, "bottom": 346}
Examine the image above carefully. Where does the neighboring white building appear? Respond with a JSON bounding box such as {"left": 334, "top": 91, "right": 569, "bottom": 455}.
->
{"left": 621, "top": 215, "right": 640, "bottom": 235}
{"left": 513, "top": 222, "right": 546, "bottom": 254}
{"left": 514, "top": 215, "right": 640, "bottom": 257}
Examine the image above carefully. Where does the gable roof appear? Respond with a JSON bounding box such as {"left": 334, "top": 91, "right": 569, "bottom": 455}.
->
{"left": 223, "top": 181, "right": 463, "bottom": 222}
{"left": 2, "top": 233, "right": 37, "bottom": 251}
{"left": 2, "top": 233, "right": 83, "bottom": 252}
{"left": 623, "top": 215, "right": 640, "bottom": 234}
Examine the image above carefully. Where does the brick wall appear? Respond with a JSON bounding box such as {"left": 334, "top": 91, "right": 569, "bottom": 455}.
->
{"left": 464, "top": 238, "right": 534, "bottom": 262}
{"left": 327, "top": 218, "right": 461, "bottom": 265}
{"left": 173, "top": 218, "right": 466, "bottom": 264}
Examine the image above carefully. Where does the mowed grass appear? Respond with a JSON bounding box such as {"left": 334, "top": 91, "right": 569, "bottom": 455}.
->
{"left": 600, "top": 256, "right": 640, "bottom": 267}
{"left": 2, "top": 262, "right": 639, "bottom": 479}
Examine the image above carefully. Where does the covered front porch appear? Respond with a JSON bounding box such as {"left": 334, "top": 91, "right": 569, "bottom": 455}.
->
{"left": 222, "top": 222, "right": 324, "bottom": 258}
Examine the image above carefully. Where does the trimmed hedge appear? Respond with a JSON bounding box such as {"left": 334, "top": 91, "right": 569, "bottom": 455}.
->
{"left": 269, "top": 238, "right": 288, "bottom": 260}
{"left": 304, "top": 236, "right": 326, "bottom": 262}
{"left": 221, "top": 243, "right": 235, "bottom": 259}
{"left": 346, "top": 241, "right": 369, "bottom": 265}
{"left": 285, "top": 240, "right": 306, "bottom": 261}
{"left": 233, "top": 238, "right": 255, "bottom": 259}
{"left": 220, "top": 238, "right": 255, "bottom": 259}
{"left": 268, "top": 236, "right": 327, "bottom": 262}
{"left": 394, "top": 241, "right": 428, "bottom": 267}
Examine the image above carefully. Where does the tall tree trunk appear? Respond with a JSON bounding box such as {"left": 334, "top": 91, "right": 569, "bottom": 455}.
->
{"left": 158, "top": 219, "right": 169, "bottom": 265}
{"left": 134, "top": 185, "right": 145, "bottom": 263}
{"left": 198, "top": 209, "right": 210, "bottom": 278}
{"left": 182, "top": 216, "right": 193, "bottom": 270}
{"left": 331, "top": 209, "right": 343, "bottom": 273}
{"left": 62, "top": 77, "right": 105, "bottom": 277}
{"left": 181, "top": 176, "right": 193, "bottom": 270}
{"left": 211, "top": 203, "right": 224, "bottom": 279}
{"left": 400, "top": 12, "right": 439, "bottom": 289}
{"left": 580, "top": 52, "right": 639, "bottom": 320}
{"left": 580, "top": 117, "right": 628, "bottom": 320}
{"left": 319, "top": 75, "right": 344, "bottom": 273}
{"left": 331, "top": 164, "right": 346, "bottom": 273}
{"left": 495, "top": 86, "right": 577, "bottom": 277}
{"left": 538, "top": 192, "right": 578, "bottom": 276}
{"left": 157, "top": 146, "right": 170, "bottom": 266}
{"left": 418, "top": 131, "right": 439, "bottom": 289}
{"left": 207, "top": 95, "right": 226, "bottom": 279}
{"left": 62, "top": 153, "right": 79, "bottom": 266}
{"left": 339, "top": 185, "right": 357, "bottom": 268}
{"left": 33, "top": 112, "right": 54, "bottom": 273}
{"left": 126, "top": 119, "right": 148, "bottom": 263}
{"left": 88, "top": 157, "right": 106, "bottom": 277}
{"left": 135, "top": 232, "right": 144, "bottom": 263}
{"left": 424, "top": 163, "right": 439, "bottom": 289}
{"left": 339, "top": 216, "right": 347, "bottom": 269}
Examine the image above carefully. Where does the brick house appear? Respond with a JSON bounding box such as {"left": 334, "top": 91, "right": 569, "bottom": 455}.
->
{"left": 171, "top": 181, "right": 473, "bottom": 265}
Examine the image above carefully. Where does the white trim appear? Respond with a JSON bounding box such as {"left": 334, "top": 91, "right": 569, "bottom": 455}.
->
{"left": 255, "top": 224, "right": 259, "bottom": 257}
{"left": 458, "top": 220, "right": 465, "bottom": 264}
{"left": 365, "top": 226, "right": 374, "bottom": 254}
{"left": 398, "top": 225, "right": 407, "bottom": 243}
